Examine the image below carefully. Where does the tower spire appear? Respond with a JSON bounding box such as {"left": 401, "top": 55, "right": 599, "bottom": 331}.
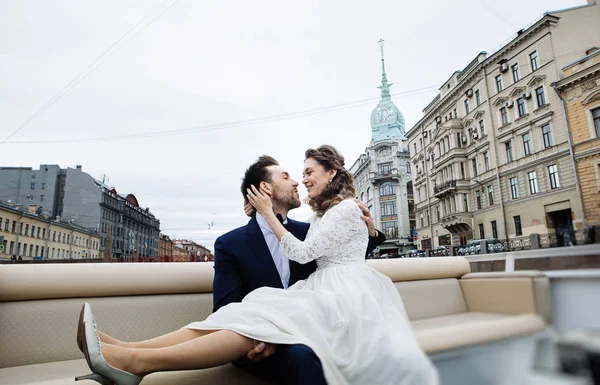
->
{"left": 377, "top": 39, "right": 393, "bottom": 100}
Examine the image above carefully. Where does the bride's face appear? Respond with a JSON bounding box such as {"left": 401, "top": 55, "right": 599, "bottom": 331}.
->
{"left": 302, "top": 157, "right": 335, "bottom": 199}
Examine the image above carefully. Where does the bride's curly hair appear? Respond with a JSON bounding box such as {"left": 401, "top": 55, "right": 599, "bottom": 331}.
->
{"left": 305, "top": 145, "right": 356, "bottom": 217}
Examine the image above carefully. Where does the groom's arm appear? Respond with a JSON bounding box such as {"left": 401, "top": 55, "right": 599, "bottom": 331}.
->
{"left": 366, "top": 229, "right": 386, "bottom": 256}
{"left": 212, "top": 236, "right": 243, "bottom": 313}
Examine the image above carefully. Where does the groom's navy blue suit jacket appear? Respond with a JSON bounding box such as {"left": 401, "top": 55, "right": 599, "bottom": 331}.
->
{"left": 213, "top": 216, "right": 313, "bottom": 312}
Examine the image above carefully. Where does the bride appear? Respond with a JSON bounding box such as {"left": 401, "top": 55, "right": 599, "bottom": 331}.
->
{"left": 76, "top": 145, "right": 439, "bottom": 385}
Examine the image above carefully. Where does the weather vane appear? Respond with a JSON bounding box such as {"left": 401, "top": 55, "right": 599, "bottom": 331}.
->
{"left": 378, "top": 38, "right": 385, "bottom": 60}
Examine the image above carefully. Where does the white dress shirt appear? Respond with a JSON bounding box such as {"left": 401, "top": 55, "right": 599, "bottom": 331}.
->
{"left": 256, "top": 213, "right": 291, "bottom": 288}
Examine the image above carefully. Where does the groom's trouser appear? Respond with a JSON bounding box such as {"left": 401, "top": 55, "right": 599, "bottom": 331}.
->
{"left": 234, "top": 343, "right": 327, "bottom": 385}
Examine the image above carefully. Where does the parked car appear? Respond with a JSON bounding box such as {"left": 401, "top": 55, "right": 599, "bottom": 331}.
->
{"left": 406, "top": 249, "right": 425, "bottom": 258}
{"left": 432, "top": 246, "right": 449, "bottom": 256}
{"left": 458, "top": 239, "right": 507, "bottom": 255}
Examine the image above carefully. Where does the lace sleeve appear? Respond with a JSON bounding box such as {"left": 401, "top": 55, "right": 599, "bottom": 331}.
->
{"left": 280, "top": 200, "right": 365, "bottom": 264}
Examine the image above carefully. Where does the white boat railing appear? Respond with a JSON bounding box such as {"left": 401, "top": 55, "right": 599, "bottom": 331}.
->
{"left": 463, "top": 244, "right": 600, "bottom": 272}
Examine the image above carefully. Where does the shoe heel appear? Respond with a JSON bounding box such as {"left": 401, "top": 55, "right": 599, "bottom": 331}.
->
{"left": 75, "top": 373, "right": 114, "bottom": 385}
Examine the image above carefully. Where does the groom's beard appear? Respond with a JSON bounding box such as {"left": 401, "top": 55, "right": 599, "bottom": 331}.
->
{"left": 272, "top": 189, "right": 301, "bottom": 212}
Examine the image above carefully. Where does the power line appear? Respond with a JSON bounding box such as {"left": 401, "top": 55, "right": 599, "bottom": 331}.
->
{"left": 0, "top": 0, "right": 182, "bottom": 145}
{"left": 474, "top": 0, "right": 515, "bottom": 29}
{"left": 4, "top": 86, "right": 438, "bottom": 144}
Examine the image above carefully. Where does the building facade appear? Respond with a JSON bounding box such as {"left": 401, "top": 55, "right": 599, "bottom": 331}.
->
{"left": 555, "top": 48, "right": 600, "bottom": 227}
{"left": 0, "top": 165, "right": 160, "bottom": 258}
{"left": 406, "top": 4, "right": 599, "bottom": 250}
{"left": 173, "top": 239, "right": 212, "bottom": 261}
{"left": 350, "top": 42, "right": 415, "bottom": 256}
{"left": 0, "top": 202, "right": 101, "bottom": 260}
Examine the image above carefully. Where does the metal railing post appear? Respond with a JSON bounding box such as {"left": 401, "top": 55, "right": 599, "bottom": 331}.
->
{"left": 505, "top": 252, "right": 515, "bottom": 272}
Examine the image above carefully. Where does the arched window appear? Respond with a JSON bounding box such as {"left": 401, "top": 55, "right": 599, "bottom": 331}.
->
{"left": 378, "top": 147, "right": 391, "bottom": 156}
{"left": 367, "top": 187, "right": 371, "bottom": 201}
{"left": 379, "top": 182, "right": 396, "bottom": 196}
{"left": 361, "top": 192, "right": 365, "bottom": 202}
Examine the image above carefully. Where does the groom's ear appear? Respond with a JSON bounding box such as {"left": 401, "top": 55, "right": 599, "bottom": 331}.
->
{"left": 259, "top": 181, "right": 273, "bottom": 197}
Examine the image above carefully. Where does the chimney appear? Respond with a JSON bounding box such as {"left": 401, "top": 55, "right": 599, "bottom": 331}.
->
{"left": 27, "top": 204, "right": 37, "bottom": 214}
{"left": 76, "top": 165, "right": 82, "bottom": 171}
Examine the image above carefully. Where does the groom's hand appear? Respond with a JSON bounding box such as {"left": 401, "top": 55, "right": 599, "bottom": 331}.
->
{"left": 354, "top": 199, "right": 377, "bottom": 237}
{"left": 244, "top": 199, "right": 255, "bottom": 217}
{"left": 246, "top": 341, "right": 276, "bottom": 362}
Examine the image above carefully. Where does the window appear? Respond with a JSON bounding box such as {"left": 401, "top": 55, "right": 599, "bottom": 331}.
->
{"left": 517, "top": 97, "right": 526, "bottom": 117}
{"left": 495, "top": 75, "right": 503, "bottom": 92}
{"left": 378, "top": 163, "right": 392, "bottom": 175}
{"left": 25, "top": 224, "right": 29, "bottom": 236}
{"left": 542, "top": 123, "right": 552, "bottom": 148}
{"left": 37, "top": 227, "right": 40, "bottom": 238}
{"left": 382, "top": 221, "right": 398, "bottom": 239}
{"left": 514, "top": 216, "right": 523, "bottom": 236}
{"left": 460, "top": 162, "right": 466, "bottom": 179}
{"left": 456, "top": 133, "right": 462, "bottom": 148}
{"left": 472, "top": 158, "right": 478, "bottom": 177}
{"left": 536, "top": 86, "right": 546, "bottom": 107}
{"left": 592, "top": 107, "right": 600, "bottom": 138}
{"left": 523, "top": 132, "right": 532, "bottom": 156}
{"left": 381, "top": 201, "right": 397, "bottom": 216}
{"left": 500, "top": 107, "right": 509, "bottom": 125}
{"left": 548, "top": 164, "right": 560, "bottom": 189}
{"left": 464, "top": 99, "right": 470, "bottom": 114}
{"left": 476, "top": 190, "right": 482, "bottom": 210}
{"left": 479, "top": 223, "right": 485, "bottom": 239}
{"left": 41, "top": 183, "right": 46, "bottom": 190}
{"left": 475, "top": 89, "right": 481, "bottom": 105}
{"left": 483, "top": 151, "right": 490, "bottom": 171}
{"left": 379, "top": 182, "right": 396, "bottom": 196}
{"left": 453, "top": 108, "right": 457, "bottom": 118}
{"left": 4, "top": 219, "right": 8, "bottom": 231}
{"left": 505, "top": 141, "right": 514, "bottom": 162}
{"left": 511, "top": 63, "right": 520, "bottom": 82}
{"left": 463, "top": 193, "right": 469, "bottom": 212}
{"left": 479, "top": 119, "right": 485, "bottom": 136}
{"left": 491, "top": 220, "right": 498, "bottom": 239}
{"left": 42, "top": 228, "right": 46, "bottom": 239}
{"left": 530, "top": 51, "right": 539, "bottom": 71}
{"left": 413, "top": 143, "right": 417, "bottom": 154}
{"left": 488, "top": 185, "right": 495, "bottom": 205}
{"left": 30, "top": 182, "right": 35, "bottom": 189}
{"left": 40, "top": 194, "right": 44, "bottom": 201}
{"left": 528, "top": 171, "right": 538, "bottom": 194}
{"left": 510, "top": 177, "right": 519, "bottom": 199}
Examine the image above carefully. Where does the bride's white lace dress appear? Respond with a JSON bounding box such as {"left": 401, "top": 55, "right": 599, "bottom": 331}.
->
{"left": 186, "top": 199, "right": 438, "bottom": 385}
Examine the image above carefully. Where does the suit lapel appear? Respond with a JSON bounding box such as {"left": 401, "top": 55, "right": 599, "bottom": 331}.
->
{"left": 245, "top": 217, "right": 284, "bottom": 289}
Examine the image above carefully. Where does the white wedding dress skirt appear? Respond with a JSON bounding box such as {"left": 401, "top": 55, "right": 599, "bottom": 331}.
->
{"left": 186, "top": 263, "right": 438, "bottom": 385}
{"left": 187, "top": 200, "right": 438, "bottom": 384}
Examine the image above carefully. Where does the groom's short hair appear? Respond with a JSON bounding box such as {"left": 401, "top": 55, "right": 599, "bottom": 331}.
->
{"left": 241, "top": 155, "right": 279, "bottom": 199}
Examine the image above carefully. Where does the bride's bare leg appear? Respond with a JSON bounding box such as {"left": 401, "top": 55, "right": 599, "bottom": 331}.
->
{"left": 102, "top": 330, "right": 254, "bottom": 376}
{"left": 98, "top": 328, "right": 214, "bottom": 349}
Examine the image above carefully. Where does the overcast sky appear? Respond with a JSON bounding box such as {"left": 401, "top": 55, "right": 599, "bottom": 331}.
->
{"left": 0, "top": 0, "right": 585, "bottom": 251}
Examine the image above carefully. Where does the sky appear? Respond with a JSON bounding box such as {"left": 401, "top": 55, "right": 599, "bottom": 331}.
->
{"left": 0, "top": 0, "right": 586, "bottom": 251}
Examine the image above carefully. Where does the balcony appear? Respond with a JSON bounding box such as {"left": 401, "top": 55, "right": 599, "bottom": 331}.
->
{"left": 370, "top": 168, "right": 400, "bottom": 183}
{"left": 440, "top": 212, "right": 473, "bottom": 234}
{"left": 433, "top": 179, "right": 469, "bottom": 198}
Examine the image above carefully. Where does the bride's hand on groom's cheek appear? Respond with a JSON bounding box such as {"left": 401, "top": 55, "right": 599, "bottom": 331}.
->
{"left": 246, "top": 185, "right": 273, "bottom": 215}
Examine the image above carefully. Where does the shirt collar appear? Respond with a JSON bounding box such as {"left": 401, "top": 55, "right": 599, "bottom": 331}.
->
{"left": 256, "top": 213, "right": 287, "bottom": 234}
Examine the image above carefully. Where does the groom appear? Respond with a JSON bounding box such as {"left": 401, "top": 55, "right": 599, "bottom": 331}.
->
{"left": 213, "top": 155, "right": 386, "bottom": 385}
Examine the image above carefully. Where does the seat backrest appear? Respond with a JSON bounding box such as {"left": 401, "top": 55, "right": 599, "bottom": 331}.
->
{"left": 0, "top": 258, "right": 471, "bottom": 368}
